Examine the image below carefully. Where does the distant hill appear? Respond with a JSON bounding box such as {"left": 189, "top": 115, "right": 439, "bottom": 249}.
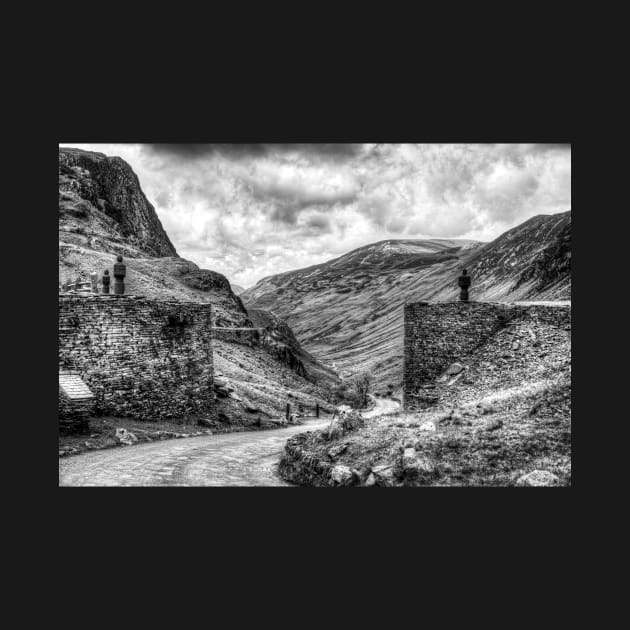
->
{"left": 230, "top": 283, "right": 246, "bottom": 295}
{"left": 241, "top": 212, "right": 571, "bottom": 391}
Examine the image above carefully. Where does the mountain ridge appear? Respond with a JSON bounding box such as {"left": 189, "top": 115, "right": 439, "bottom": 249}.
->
{"left": 241, "top": 211, "right": 571, "bottom": 390}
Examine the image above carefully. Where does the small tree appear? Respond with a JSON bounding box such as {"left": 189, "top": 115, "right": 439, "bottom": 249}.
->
{"left": 353, "top": 372, "right": 372, "bottom": 409}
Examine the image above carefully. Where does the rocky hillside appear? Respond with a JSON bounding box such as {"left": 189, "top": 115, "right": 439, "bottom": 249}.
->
{"left": 242, "top": 212, "right": 571, "bottom": 390}
{"left": 59, "top": 148, "right": 177, "bottom": 258}
{"left": 279, "top": 306, "right": 571, "bottom": 487}
{"left": 59, "top": 147, "right": 338, "bottom": 421}
{"left": 425, "top": 211, "right": 571, "bottom": 303}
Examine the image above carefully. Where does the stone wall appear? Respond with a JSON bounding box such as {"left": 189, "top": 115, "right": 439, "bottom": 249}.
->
{"left": 212, "top": 327, "right": 263, "bottom": 346}
{"left": 58, "top": 295, "right": 214, "bottom": 422}
{"left": 59, "top": 392, "right": 93, "bottom": 435}
{"left": 403, "top": 301, "right": 571, "bottom": 410}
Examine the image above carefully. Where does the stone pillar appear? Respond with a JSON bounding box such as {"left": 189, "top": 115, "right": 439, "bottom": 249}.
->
{"left": 90, "top": 272, "right": 98, "bottom": 294}
{"left": 458, "top": 269, "right": 471, "bottom": 302}
{"left": 102, "top": 270, "right": 111, "bottom": 294}
{"left": 113, "top": 256, "right": 126, "bottom": 295}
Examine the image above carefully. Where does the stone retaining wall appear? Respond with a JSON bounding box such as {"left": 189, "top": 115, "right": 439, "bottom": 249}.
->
{"left": 403, "top": 301, "right": 571, "bottom": 410}
{"left": 59, "top": 393, "right": 93, "bottom": 435}
{"left": 211, "top": 327, "right": 263, "bottom": 346}
{"left": 58, "top": 295, "right": 214, "bottom": 422}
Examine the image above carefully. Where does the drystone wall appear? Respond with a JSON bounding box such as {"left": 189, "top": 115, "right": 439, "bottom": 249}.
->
{"left": 59, "top": 393, "right": 94, "bottom": 435}
{"left": 212, "top": 327, "right": 263, "bottom": 346}
{"left": 58, "top": 295, "right": 214, "bottom": 422}
{"left": 403, "top": 301, "right": 571, "bottom": 410}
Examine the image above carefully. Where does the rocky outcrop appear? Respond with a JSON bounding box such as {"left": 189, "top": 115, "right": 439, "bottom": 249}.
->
{"left": 59, "top": 147, "right": 177, "bottom": 258}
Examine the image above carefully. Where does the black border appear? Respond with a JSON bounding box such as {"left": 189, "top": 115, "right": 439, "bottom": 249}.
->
{"left": 22, "top": 52, "right": 582, "bottom": 576}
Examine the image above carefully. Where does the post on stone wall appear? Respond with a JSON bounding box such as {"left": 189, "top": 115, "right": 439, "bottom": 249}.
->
{"left": 90, "top": 272, "right": 98, "bottom": 294}
{"left": 286, "top": 403, "right": 291, "bottom": 421}
{"left": 316, "top": 403, "right": 320, "bottom": 418}
{"left": 113, "top": 256, "right": 126, "bottom": 295}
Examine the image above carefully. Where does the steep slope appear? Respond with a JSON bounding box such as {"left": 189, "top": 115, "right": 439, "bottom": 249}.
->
{"left": 242, "top": 212, "right": 571, "bottom": 390}
{"left": 59, "top": 147, "right": 177, "bottom": 258}
{"left": 425, "top": 211, "right": 571, "bottom": 303}
{"left": 242, "top": 239, "right": 483, "bottom": 388}
{"left": 58, "top": 147, "right": 338, "bottom": 421}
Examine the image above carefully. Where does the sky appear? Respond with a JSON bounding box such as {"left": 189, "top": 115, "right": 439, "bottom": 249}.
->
{"left": 59, "top": 143, "right": 571, "bottom": 289}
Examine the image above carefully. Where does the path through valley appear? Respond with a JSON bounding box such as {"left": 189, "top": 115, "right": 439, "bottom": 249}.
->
{"left": 59, "top": 398, "right": 401, "bottom": 487}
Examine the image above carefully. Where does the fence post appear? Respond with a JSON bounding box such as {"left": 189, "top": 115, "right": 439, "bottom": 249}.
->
{"left": 316, "top": 403, "right": 319, "bottom": 418}
{"left": 286, "top": 403, "right": 291, "bottom": 421}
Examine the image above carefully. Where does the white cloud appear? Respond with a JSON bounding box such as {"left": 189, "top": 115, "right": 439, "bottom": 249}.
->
{"left": 59, "top": 143, "right": 571, "bottom": 288}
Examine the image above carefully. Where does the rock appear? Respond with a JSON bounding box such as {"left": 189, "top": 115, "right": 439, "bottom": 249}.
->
{"left": 372, "top": 464, "right": 396, "bottom": 487}
{"left": 451, "top": 412, "right": 464, "bottom": 425}
{"left": 328, "top": 443, "right": 348, "bottom": 459}
{"left": 484, "top": 418, "right": 504, "bottom": 431}
{"left": 364, "top": 472, "right": 377, "bottom": 487}
{"left": 516, "top": 470, "right": 560, "bottom": 487}
{"left": 419, "top": 420, "right": 437, "bottom": 432}
{"left": 446, "top": 362, "right": 464, "bottom": 375}
{"left": 401, "top": 448, "right": 434, "bottom": 480}
{"left": 330, "top": 465, "right": 353, "bottom": 486}
{"left": 477, "top": 402, "right": 495, "bottom": 415}
{"left": 512, "top": 341, "right": 520, "bottom": 351}
{"left": 114, "top": 427, "right": 138, "bottom": 446}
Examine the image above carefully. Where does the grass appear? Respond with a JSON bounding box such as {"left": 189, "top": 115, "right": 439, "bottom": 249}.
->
{"left": 279, "top": 377, "right": 571, "bottom": 486}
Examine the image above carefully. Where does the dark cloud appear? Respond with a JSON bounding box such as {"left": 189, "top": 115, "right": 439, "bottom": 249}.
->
{"left": 530, "top": 143, "right": 571, "bottom": 153}
{"left": 244, "top": 176, "right": 358, "bottom": 225}
{"left": 60, "top": 142, "right": 570, "bottom": 288}
{"left": 145, "top": 143, "right": 363, "bottom": 161}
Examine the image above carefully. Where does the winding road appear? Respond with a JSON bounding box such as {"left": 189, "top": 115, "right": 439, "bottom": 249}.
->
{"left": 59, "top": 398, "right": 400, "bottom": 487}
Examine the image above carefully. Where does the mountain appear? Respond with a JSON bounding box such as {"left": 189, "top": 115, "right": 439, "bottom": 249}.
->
{"left": 241, "top": 212, "right": 571, "bottom": 391}
{"left": 230, "top": 284, "right": 246, "bottom": 295}
{"left": 59, "top": 147, "right": 177, "bottom": 258}
{"left": 59, "top": 147, "right": 338, "bottom": 422}
{"left": 425, "top": 211, "right": 571, "bottom": 303}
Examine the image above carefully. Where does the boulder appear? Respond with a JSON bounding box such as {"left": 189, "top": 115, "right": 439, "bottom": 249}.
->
{"left": 363, "top": 472, "right": 377, "bottom": 487}
{"left": 371, "top": 464, "right": 396, "bottom": 487}
{"left": 330, "top": 465, "right": 353, "bottom": 486}
{"left": 328, "top": 443, "right": 348, "bottom": 459}
{"left": 419, "top": 421, "right": 437, "bottom": 432}
{"left": 483, "top": 418, "right": 504, "bottom": 432}
{"left": 114, "top": 427, "right": 138, "bottom": 446}
{"left": 401, "top": 448, "right": 434, "bottom": 480}
{"left": 446, "top": 362, "right": 464, "bottom": 376}
{"left": 516, "top": 470, "right": 560, "bottom": 487}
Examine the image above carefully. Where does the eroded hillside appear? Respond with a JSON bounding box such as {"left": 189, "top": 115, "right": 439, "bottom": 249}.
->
{"left": 242, "top": 213, "right": 571, "bottom": 390}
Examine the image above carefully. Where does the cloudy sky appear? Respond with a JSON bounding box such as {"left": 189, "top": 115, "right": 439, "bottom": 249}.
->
{"left": 59, "top": 143, "right": 571, "bottom": 289}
